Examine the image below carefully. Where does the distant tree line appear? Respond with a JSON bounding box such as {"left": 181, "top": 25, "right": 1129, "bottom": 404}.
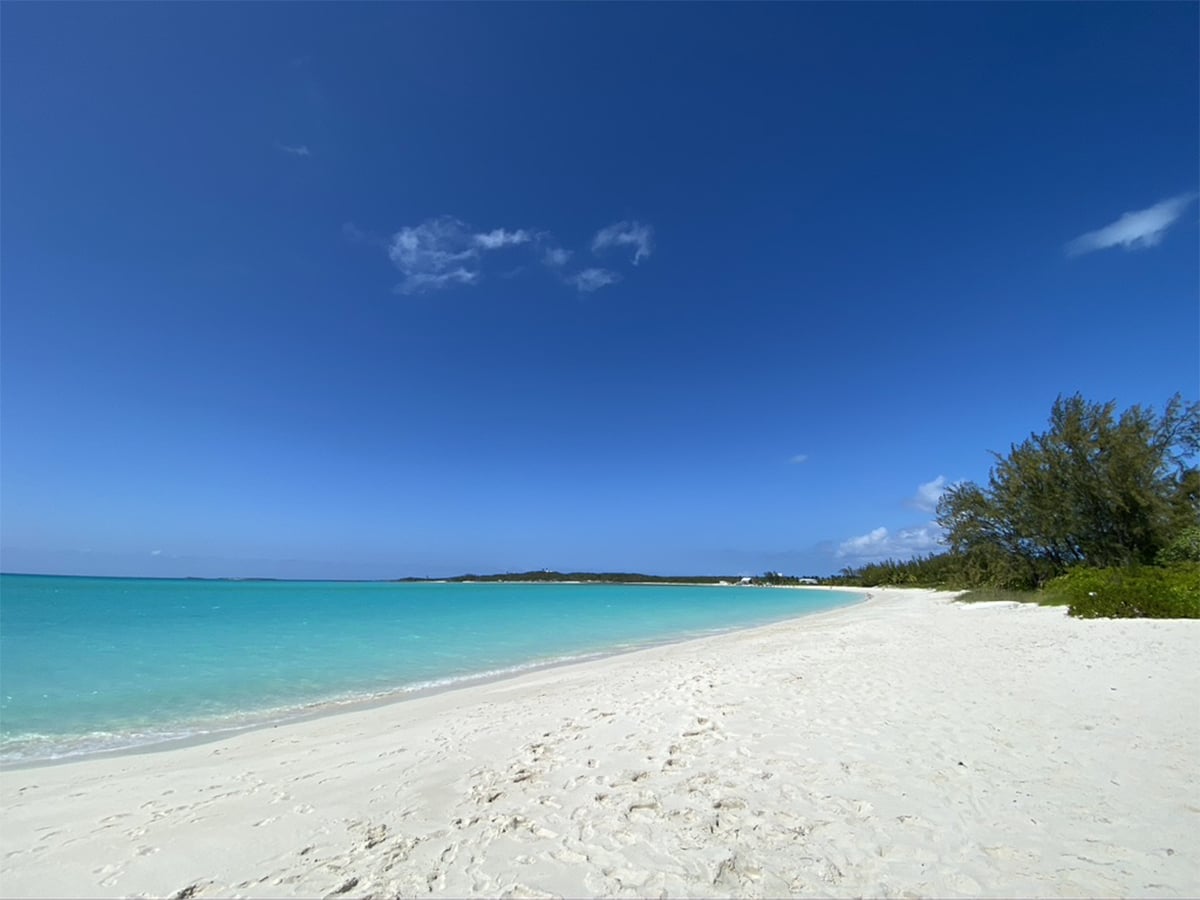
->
{"left": 393, "top": 570, "right": 826, "bottom": 586}
{"left": 395, "top": 571, "right": 732, "bottom": 585}
{"left": 829, "top": 394, "right": 1200, "bottom": 617}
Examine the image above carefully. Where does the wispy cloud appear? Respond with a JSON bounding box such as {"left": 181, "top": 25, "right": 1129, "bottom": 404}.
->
{"left": 401, "top": 268, "right": 479, "bottom": 293}
{"left": 474, "top": 228, "right": 532, "bottom": 250}
{"left": 910, "top": 475, "right": 952, "bottom": 513}
{"left": 388, "top": 217, "right": 478, "bottom": 294}
{"left": 387, "top": 217, "right": 535, "bottom": 294}
{"left": 568, "top": 268, "right": 622, "bottom": 292}
{"left": 369, "top": 215, "right": 656, "bottom": 294}
{"left": 788, "top": 454, "right": 809, "bottom": 465}
{"left": 542, "top": 247, "right": 573, "bottom": 268}
{"left": 275, "top": 142, "right": 311, "bottom": 157}
{"left": 1066, "top": 192, "right": 1198, "bottom": 257}
{"left": 592, "top": 220, "right": 654, "bottom": 265}
{"left": 835, "top": 525, "right": 943, "bottom": 563}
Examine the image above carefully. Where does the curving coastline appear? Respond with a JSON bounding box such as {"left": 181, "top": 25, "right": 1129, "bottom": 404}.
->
{"left": 1, "top": 588, "right": 1196, "bottom": 898}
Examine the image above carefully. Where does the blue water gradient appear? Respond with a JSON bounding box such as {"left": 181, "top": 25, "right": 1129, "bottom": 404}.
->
{"left": 0, "top": 575, "right": 862, "bottom": 762}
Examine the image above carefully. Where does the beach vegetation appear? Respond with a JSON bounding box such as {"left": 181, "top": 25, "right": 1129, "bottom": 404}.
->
{"left": 1155, "top": 525, "right": 1200, "bottom": 565}
{"left": 832, "top": 394, "right": 1199, "bottom": 618}
{"left": 936, "top": 393, "right": 1199, "bottom": 573}
{"left": 1042, "top": 563, "right": 1200, "bottom": 619}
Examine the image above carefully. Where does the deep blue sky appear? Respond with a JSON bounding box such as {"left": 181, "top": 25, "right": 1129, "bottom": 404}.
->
{"left": 3, "top": 3, "right": 1197, "bottom": 579}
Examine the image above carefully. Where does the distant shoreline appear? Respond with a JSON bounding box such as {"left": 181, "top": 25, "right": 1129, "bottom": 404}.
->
{"left": 0, "top": 570, "right": 827, "bottom": 586}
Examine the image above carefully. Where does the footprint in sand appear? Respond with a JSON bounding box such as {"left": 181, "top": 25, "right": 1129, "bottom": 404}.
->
{"left": 93, "top": 861, "right": 123, "bottom": 888}
{"left": 363, "top": 823, "right": 388, "bottom": 849}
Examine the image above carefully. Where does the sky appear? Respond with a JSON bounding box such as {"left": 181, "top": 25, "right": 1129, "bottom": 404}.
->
{"left": 2, "top": 3, "right": 1197, "bottom": 580}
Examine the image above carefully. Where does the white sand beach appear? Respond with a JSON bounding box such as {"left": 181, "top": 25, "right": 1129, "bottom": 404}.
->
{"left": 1, "top": 588, "right": 1197, "bottom": 899}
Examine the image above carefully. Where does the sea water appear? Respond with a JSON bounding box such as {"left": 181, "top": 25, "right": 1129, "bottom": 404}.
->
{"left": 0, "top": 575, "right": 861, "bottom": 763}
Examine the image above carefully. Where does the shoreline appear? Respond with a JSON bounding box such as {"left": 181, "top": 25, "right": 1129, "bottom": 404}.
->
{"left": 2, "top": 587, "right": 1195, "bottom": 898}
{"left": 1, "top": 586, "right": 869, "bottom": 771}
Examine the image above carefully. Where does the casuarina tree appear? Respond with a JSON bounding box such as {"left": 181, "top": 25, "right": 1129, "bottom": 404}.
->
{"left": 936, "top": 394, "right": 1200, "bottom": 577}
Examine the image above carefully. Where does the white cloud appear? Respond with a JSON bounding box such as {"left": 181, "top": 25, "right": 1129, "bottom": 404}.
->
{"left": 474, "top": 228, "right": 532, "bottom": 250}
{"left": 378, "top": 216, "right": 655, "bottom": 294}
{"left": 388, "top": 217, "right": 480, "bottom": 294}
{"left": 399, "top": 268, "right": 479, "bottom": 293}
{"left": 789, "top": 454, "right": 809, "bottom": 464}
{"left": 568, "top": 268, "right": 622, "bottom": 292}
{"left": 835, "top": 526, "right": 943, "bottom": 563}
{"left": 1065, "top": 192, "right": 1198, "bottom": 257}
{"left": 910, "top": 475, "right": 950, "bottom": 513}
{"left": 592, "top": 220, "right": 654, "bottom": 265}
{"left": 150, "top": 549, "right": 162, "bottom": 556}
{"left": 386, "top": 219, "right": 541, "bottom": 293}
{"left": 275, "top": 142, "right": 311, "bottom": 157}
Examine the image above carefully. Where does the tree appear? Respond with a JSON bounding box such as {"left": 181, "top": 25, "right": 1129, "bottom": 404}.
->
{"left": 937, "top": 394, "right": 1200, "bottom": 575}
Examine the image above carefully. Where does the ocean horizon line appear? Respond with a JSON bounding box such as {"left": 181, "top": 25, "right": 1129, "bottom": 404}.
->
{"left": 0, "top": 569, "right": 829, "bottom": 584}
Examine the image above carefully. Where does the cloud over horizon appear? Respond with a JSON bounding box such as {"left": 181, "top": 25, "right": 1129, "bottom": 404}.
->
{"left": 1066, "top": 192, "right": 1197, "bottom": 257}
{"left": 910, "top": 475, "right": 951, "bottom": 513}
{"left": 833, "top": 475, "right": 957, "bottom": 564}
{"left": 835, "top": 525, "right": 943, "bottom": 564}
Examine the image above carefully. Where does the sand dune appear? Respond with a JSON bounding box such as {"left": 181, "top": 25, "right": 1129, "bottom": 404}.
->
{"left": 2, "top": 588, "right": 1196, "bottom": 899}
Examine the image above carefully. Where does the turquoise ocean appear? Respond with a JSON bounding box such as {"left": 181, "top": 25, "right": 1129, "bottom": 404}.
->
{"left": 0, "top": 575, "right": 862, "bottom": 764}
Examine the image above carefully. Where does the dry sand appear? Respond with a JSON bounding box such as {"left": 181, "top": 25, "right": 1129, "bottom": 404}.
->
{"left": 1, "top": 588, "right": 1197, "bottom": 899}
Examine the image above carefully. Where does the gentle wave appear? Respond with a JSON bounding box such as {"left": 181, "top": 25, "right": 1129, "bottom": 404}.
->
{"left": 0, "top": 648, "right": 620, "bottom": 763}
{"left": 1, "top": 578, "right": 863, "bottom": 764}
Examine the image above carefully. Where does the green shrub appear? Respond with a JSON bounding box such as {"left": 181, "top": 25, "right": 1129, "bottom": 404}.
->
{"left": 1157, "top": 526, "right": 1200, "bottom": 565}
{"left": 1044, "top": 565, "right": 1200, "bottom": 619}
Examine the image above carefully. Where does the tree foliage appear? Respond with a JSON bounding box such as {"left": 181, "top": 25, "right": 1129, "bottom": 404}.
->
{"left": 936, "top": 394, "right": 1199, "bottom": 576}
{"left": 1156, "top": 525, "right": 1200, "bottom": 565}
{"left": 829, "top": 547, "right": 1055, "bottom": 591}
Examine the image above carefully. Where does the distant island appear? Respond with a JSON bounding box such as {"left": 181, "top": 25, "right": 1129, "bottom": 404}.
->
{"left": 0, "top": 572, "right": 825, "bottom": 585}
{"left": 390, "top": 570, "right": 823, "bottom": 586}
